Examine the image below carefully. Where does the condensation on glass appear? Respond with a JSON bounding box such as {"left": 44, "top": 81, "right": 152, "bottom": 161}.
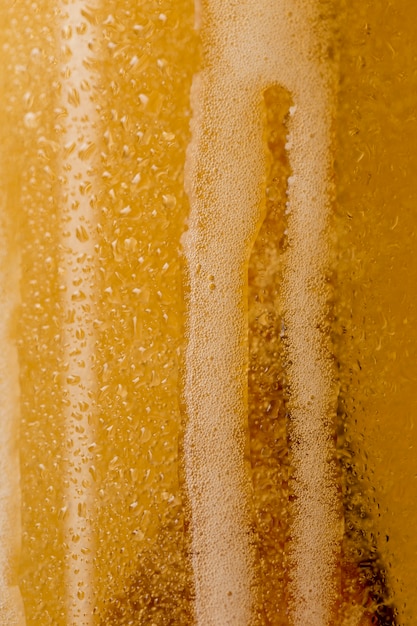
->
{"left": 0, "top": 0, "right": 416, "bottom": 624}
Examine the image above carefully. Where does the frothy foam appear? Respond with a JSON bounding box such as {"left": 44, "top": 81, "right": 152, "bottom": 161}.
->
{"left": 183, "top": 0, "right": 339, "bottom": 624}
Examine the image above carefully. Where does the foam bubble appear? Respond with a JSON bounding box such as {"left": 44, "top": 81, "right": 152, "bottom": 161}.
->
{"left": 183, "top": 0, "right": 339, "bottom": 624}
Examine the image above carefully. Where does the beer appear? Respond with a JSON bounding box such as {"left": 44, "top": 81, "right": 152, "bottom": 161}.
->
{"left": 0, "top": 0, "right": 415, "bottom": 624}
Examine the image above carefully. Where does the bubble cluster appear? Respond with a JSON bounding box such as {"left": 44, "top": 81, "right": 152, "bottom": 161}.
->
{"left": 183, "top": 0, "right": 338, "bottom": 624}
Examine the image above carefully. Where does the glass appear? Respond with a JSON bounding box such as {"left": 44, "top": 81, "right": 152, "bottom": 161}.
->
{"left": 0, "top": 0, "right": 416, "bottom": 624}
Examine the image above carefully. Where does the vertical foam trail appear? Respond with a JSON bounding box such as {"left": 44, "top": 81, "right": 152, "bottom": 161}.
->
{"left": 284, "top": 87, "right": 340, "bottom": 626}
{"left": 184, "top": 1, "right": 338, "bottom": 624}
{"left": 57, "top": 1, "right": 100, "bottom": 622}
{"left": 275, "top": 7, "right": 340, "bottom": 624}
{"left": 183, "top": 25, "right": 266, "bottom": 626}
{"left": 0, "top": 206, "right": 26, "bottom": 625}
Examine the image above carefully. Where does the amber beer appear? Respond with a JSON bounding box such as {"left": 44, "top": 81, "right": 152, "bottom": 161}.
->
{"left": 0, "top": 0, "right": 416, "bottom": 624}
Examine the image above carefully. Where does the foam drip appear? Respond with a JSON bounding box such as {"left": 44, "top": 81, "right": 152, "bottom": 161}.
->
{"left": 184, "top": 0, "right": 338, "bottom": 623}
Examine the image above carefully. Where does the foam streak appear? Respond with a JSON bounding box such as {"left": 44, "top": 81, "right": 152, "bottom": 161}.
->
{"left": 183, "top": 77, "right": 264, "bottom": 626}
{"left": 184, "top": 1, "right": 338, "bottom": 624}
{"left": 284, "top": 92, "right": 340, "bottom": 625}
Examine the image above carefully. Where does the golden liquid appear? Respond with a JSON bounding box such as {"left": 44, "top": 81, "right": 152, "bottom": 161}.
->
{"left": 334, "top": 2, "right": 417, "bottom": 624}
{"left": 0, "top": 0, "right": 416, "bottom": 624}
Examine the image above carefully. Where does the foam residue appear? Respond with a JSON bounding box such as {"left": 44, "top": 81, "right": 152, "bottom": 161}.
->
{"left": 183, "top": 0, "right": 339, "bottom": 624}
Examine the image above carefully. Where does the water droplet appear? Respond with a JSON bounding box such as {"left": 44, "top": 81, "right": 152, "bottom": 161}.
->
{"left": 24, "top": 112, "right": 40, "bottom": 129}
{"left": 66, "top": 375, "right": 81, "bottom": 385}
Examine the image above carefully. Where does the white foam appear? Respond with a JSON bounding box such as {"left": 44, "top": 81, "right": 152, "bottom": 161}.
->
{"left": 184, "top": 0, "right": 339, "bottom": 623}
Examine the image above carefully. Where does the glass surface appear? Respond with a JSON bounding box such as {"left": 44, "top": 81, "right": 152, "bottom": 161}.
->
{"left": 0, "top": 0, "right": 416, "bottom": 624}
